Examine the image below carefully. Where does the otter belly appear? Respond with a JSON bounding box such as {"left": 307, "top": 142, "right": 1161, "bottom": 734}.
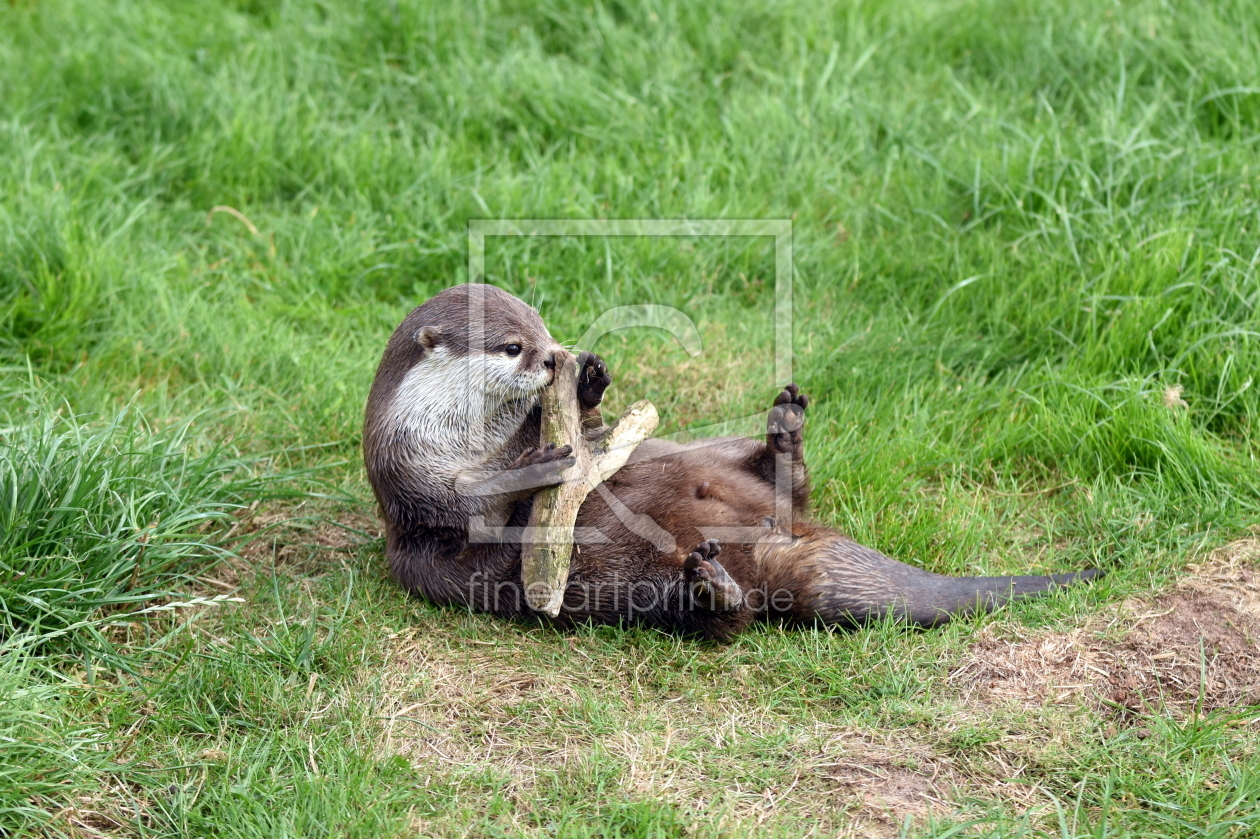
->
{"left": 572, "top": 443, "right": 774, "bottom": 590}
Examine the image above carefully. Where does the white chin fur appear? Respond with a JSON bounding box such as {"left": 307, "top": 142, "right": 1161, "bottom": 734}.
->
{"left": 385, "top": 347, "right": 549, "bottom": 468}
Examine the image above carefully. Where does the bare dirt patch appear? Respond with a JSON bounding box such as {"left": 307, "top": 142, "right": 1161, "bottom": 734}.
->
{"left": 952, "top": 539, "right": 1260, "bottom": 716}
{"left": 1178, "top": 536, "right": 1260, "bottom": 621}
{"left": 806, "top": 729, "right": 970, "bottom": 838}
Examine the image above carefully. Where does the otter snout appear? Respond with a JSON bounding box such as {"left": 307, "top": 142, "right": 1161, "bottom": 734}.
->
{"left": 539, "top": 346, "right": 568, "bottom": 387}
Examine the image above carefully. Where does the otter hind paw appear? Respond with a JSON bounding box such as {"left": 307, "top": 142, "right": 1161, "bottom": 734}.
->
{"left": 767, "top": 383, "right": 808, "bottom": 458}
{"left": 684, "top": 539, "right": 743, "bottom": 612}
{"left": 577, "top": 351, "right": 613, "bottom": 409}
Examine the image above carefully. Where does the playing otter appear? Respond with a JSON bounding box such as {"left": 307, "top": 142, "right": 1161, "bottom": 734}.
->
{"left": 364, "top": 284, "right": 1101, "bottom": 640}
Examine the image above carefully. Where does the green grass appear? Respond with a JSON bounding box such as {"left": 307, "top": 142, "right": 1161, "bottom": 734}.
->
{"left": 2, "top": 0, "right": 1260, "bottom": 835}
{"left": 0, "top": 398, "right": 265, "bottom": 656}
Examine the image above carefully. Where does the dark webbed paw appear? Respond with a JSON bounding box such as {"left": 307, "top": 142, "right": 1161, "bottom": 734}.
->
{"left": 577, "top": 351, "right": 613, "bottom": 409}
{"left": 509, "top": 443, "right": 575, "bottom": 487}
{"left": 684, "top": 539, "right": 743, "bottom": 612}
{"left": 767, "top": 382, "right": 808, "bottom": 459}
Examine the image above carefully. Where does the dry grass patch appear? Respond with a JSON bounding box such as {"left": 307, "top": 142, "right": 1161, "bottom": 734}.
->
{"left": 376, "top": 628, "right": 596, "bottom": 787}
{"left": 52, "top": 783, "right": 153, "bottom": 839}
{"left": 229, "top": 501, "right": 380, "bottom": 570}
{"left": 592, "top": 717, "right": 976, "bottom": 835}
{"left": 952, "top": 537, "right": 1260, "bottom": 717}
{"left": 372, "top": 626, "right": 1006, "bottom": 835}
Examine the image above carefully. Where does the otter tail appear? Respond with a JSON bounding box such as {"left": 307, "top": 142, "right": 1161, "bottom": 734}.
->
{"left": 871, "top": 567, "right": 1104, "bottom": 627}
{"left": 758, "top": 529, "right": 1103, "bottom": 628}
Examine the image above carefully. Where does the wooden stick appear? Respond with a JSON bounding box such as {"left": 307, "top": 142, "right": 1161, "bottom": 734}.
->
{"left": 520, "top": 352, "right": 658, "bottom": 616}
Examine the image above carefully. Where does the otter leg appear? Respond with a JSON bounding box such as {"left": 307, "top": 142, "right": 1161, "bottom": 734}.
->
{"left": 684, "top": 539, "right": 744, "bottom": 612}
{"left": 760, "top": 383, "right": 810, "bottom": 513}
{"left": 556, "top": 538, "right": 754, "bottom": 640}
{"left": 577, "top": 351, "right": 613, "bottom": 432}
{"left": 457, "top": 443, "right": 575, "bottom": 502}
{"left": 511, "top": 442, "right": 574, "bottom": 469}
{"left": 766, "top": 383, "right": 808, "bottom": 460}
{"left": 506, "top": 442, "right": 576, "bottom": 495}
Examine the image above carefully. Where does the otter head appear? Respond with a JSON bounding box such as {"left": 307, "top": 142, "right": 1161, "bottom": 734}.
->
{"left": 403, "top": 283, "right": 563, "bottom": 402}
{"left": 366, "top": 284, "right": 566, "bottom": 458}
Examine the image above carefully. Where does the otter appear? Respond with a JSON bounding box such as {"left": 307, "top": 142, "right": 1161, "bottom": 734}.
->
{"left": 364, "top": 283, "right": 1101, "bottom": 640}
{"left": 362, "top": 283, "right": 599, "bottom": 610}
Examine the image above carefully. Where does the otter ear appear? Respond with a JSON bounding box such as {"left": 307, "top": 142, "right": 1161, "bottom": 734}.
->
{"left": 413, "top": 327, "right": 441, "bottom": 350}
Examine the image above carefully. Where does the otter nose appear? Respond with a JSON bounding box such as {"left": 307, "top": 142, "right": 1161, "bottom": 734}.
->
{"left": 544, "top": 352, "right": 556, "bottom": 370}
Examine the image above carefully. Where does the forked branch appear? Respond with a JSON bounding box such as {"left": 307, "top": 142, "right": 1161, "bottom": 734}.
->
{"left": 520, "top": 352, "right": 658, "bottom": 616}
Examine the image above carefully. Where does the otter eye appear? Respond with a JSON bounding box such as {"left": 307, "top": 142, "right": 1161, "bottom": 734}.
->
{"left": 504, "top": 344, "right": 522, "bottom": 357}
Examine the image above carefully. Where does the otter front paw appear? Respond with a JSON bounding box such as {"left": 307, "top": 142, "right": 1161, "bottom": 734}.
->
{"left": 512, "top": 442, "right": 574, "bottom": 469}
{"left": 576, "top": 351, "right": 613, "bottom": 410}
{"left": 509, "top": 443, "right": 575, "bottom": 487}
{"left": 684, "top": 539, "right": 743, "bottom": 612}
{"left": 767, "top": 382, "right": 808, "bottom": 459}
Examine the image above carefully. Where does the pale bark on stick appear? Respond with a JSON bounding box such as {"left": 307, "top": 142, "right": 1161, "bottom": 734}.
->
{"left": 521, "top": 352, "right": 658, "bottom": 616}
